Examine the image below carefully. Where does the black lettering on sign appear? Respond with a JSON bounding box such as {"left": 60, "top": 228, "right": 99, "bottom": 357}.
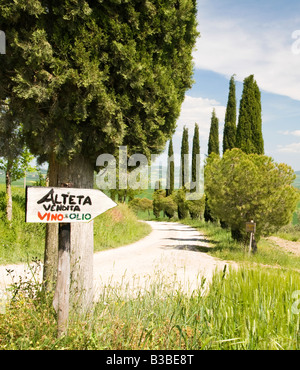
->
{"left": 37, "top": 189, "right": 54, "bottom": 204}
{"left": 77, "top": 195, "right": 84, "bottom": 204}
{"left": 69, "top": 195, "right": 76, "bottom": 205}
{"left": 37, "top": 189, "right": 92, "bottom": 209}
{"left": 83, "top": 196, "right": 92, "bottom": 206}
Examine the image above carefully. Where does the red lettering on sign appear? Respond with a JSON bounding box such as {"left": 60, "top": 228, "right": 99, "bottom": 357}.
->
{"left": 37, "top": 212, "right": 64, "bottom": 222}
{"left": 50, "top": 213, "right": 64, "bottom": 221}
{"left": 38, "top": 212, "right": 49, "bottom": 221}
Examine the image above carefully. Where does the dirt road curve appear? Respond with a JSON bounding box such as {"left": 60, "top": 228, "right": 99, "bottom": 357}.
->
{"left": 93, "top": 221, "right": 228, "bottom": 296}
{"left": 267, "top": 236, "right": 300, "bottom": 256}
{"left": 0, "top": 221, "right": 228, "bottom": 296}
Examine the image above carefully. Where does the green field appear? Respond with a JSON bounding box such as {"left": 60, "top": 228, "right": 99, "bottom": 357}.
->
{"left": 0, "top": 170, "right": 47, "bottom": 188}
{"left": 294, "top": 172, "right": 300, "bottom": 189}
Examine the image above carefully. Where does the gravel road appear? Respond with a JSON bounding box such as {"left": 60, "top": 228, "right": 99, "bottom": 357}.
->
{"left": 93, "top": 221, "right": 228, "bottom": 297}
{"left": 0, "top": 221, "right": 229, "bottom": 297}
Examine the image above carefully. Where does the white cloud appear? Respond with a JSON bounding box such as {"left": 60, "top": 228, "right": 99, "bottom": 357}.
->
{"left": 193, "top": 8, "right": 300, "bottom": 101}
{"left": 279, "top": 130, "right": 300, "bottom": 137}
{"left": 176, "top": 95, "right": 226, "bottom": 140}
{"left": 277, "top": 142, "right": 300, "bottom": 153}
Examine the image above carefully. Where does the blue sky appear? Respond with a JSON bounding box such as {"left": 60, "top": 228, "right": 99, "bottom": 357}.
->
{"left": 161, "top": 0, "right": 300, "bottom": 171}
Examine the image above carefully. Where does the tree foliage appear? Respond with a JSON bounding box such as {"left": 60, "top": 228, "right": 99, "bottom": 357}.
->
{"left": 205, "top": 109, "right": 219, "bottom": 222}
{"left": 208, "top": 109, "right": 219, "bottom": 156}
{"left": 160, "top": 195, "right": 177, "bottom": 219}
{"left": 180, "top": 126, "right": 189, "bottom": 188}
{"left": 187, "top": 196, "right": 205, "bottom": 220}
{"left": 0, "top": 0, "right": 199, "bottom": 163}
{"left": 175, "top": 188, "right": 189, "bottom": 219}
{"left": 166, "top": 139, "right": 174, "bottom": 196}
{"left": 153, "top": 188, "right": 165, "bottom": 219}
{"left": 236, "top": 75, "right": 264, "bottom": 155}
{"left": 205, "top": 149, "right": 299, "bottom": 242}
{"left": 223, "top": 75, "right": 237, "bottom": 153}
{"left": 0, "top": 106, "right": 35, "bottom": 220}
{"left": 191, "top": 123, "right": 200, "bottom": 192}
{"left": 129, "top": 197, "right": 153, "bottom": 215}
{"left": 0, "top": 0, "right": 199, "bottom": 302}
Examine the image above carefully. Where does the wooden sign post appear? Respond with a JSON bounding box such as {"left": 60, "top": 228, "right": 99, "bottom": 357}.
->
{"left": 56, "top": 222, "right": 71, "bottom": 337}
{"left": 25, "top": 186, "right": 117, "bottom": 337}
{"left": 246, "top": 220, "right": 256, "bottom": 254}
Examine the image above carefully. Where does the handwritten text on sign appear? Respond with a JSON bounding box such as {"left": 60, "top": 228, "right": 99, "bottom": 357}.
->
{"left": 25, "top": 187, "right": 117, "bottom": 223}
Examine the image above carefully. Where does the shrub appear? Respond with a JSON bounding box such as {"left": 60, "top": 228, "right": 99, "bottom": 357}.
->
{"left": 153, "top": 189, "right": 165, "bottom": 219}
{"left": 187, "top": 196, "right": 205, "bottom": 220}
{"left": 160, "top": 196, "right": 177, "bottom": 219}
{"left": 175, "top": 189, "right": 189, "bottom": 220}
{"left": 205, "top": 149, "right": 300, "bottom": 243}
{"left": 129, "top": 197, "right": 153, "bottom": 216}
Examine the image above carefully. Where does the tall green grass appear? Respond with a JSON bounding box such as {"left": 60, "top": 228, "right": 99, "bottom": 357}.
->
{"left": 204, "top": 266, "right": 300, "bottom": 349}
{"left": 94, "top": 203, "right": 151, "bottom": 251}
{"left": 0, "top": 186, "right": 45, "bottom": 264}
{"left": 1, "top": 265, "right": 299, "bottom": 349}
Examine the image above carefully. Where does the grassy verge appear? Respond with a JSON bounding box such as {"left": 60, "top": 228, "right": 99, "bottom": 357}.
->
{"left": 94, "top": 203, "right": 152, "bottom": 252}
{"left": 183, "top": 219, "right": 300, "bottom": 271}
{"left": 0, "top": 186, "right": 46, "bottom": 264}
{"left": 1, "top": 265, "right": 299, "bottom": 349}
{"left": 0, "top": 185, "right": 151, "bottom": 264}
{"left": 274, "top": 224, "right": 300, "bottom": 242}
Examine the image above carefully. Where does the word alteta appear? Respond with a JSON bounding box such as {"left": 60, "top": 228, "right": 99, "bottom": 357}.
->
{"left": 37, "top": 188, "right": 92, "bottom": 212}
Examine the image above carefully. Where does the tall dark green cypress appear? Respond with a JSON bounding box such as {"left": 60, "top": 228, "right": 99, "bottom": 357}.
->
{"left": 208, "top": 109, "right": 220, "bottom": 156}
{"left": 223, "top": 75, "right": 237, "bottom": 153}
{"left": 166, "top": 139, "right": 174, "bottom": 196}
{"left": 236, "top": 75, "right": 264, "bottom": 154}
{"left": 191, "top": 123, "right": 200, "bottom": 192}
{"left": 180, "top": 126, "right": 189, "bottom": 188}
{"left": 205, "top": 109, "right": 219, "bottom": 222}
{"left": 252, "top": 79, "right": 264, "bottom": 154}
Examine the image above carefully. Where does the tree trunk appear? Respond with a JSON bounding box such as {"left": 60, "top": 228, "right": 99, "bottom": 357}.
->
{"left": 43, "top": 154, "right": 59, "bottom": 292}
{"left": 44, "top": 153, "right": 94, "bottom": 314}
{"left": 5, "top": 161, "right": 13, "bottom": 222}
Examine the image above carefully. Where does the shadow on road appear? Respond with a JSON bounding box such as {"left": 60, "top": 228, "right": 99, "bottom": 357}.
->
{"left": 165, "top": 237, "right": 218, "bottom": 244}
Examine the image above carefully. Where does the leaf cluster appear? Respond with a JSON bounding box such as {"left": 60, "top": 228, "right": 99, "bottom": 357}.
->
{"left": 0, "top": 0, "right": 199, "bottom": 164}
{"left": 205, "top": 149, "right": 300, "bottom": 240}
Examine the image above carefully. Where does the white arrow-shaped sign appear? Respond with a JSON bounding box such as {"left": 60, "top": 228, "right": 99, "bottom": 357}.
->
{"left": 25, "top": 186, "right": 117, "bottom": 223}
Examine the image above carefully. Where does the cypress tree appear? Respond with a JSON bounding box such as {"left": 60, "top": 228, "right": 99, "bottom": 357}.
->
{"left": 223, "top": 75, "right": 237, "bottom": 153}
{"left": 252, "top": 79, "right": 264, "bottom": 154}
{"left": 208, "top": 109, "right": 220, "bottom": 156}
{"left": 180, "top": 126, "right": 189, "bottom": 188}
{"left": 205, "top": 109, "right": 219, "bottom": 222}
{"left": 236, "top": 75, "right": 264, "bottom": 154}
{"left": 0, "top": 1, "right": 198, "bottom": 309}
{"left": 191, "top": 123, "right": 200, "bottom": 193}
{"left": 166, "top": 139, "right": 174, "bottom": 196}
